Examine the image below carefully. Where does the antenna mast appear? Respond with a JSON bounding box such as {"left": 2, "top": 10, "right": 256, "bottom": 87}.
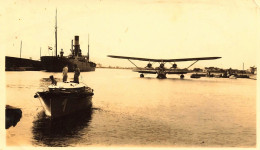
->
{"left": 55, "top": 9, "right": 57, "bottom": 57}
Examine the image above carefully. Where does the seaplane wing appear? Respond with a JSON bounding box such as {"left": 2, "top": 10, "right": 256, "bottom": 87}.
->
{"left": 107, "top": 55, "right": 221, "bottom": 62}
{"left": 108, "top": 55, "right": 221, "bottom": 79}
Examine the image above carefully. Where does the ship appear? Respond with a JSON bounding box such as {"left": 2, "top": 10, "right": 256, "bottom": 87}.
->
{"left": 34, "top": 81, "right": 94, "bottom": 118}
{"left": 41, "top": 10, "right": 96, "bottom": 72}
{"left": 41, "top": 36, "right": 96, "bottom": 72}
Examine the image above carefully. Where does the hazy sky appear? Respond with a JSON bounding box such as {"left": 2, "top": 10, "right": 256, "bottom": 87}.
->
{"left": 1, "top": 0, "right": 259, "bottom": 69}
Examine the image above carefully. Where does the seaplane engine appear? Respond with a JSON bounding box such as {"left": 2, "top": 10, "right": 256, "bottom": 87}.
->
{"left": 147, "top": 63, "right": 152, "bottom": 68}
{"left": 160, "top": 63, "right": 164, "bottom": 68}
{"left": 172, "top": 63, "right": 177, "bottom": 69}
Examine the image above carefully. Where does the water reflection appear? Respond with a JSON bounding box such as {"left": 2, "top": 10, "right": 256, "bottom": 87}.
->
{"left": 32, "top": 109, "right": 93, "bottom": 147}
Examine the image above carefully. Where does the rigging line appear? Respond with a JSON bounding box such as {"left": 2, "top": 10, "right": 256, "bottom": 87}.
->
{"left": 157, "top": 61, "right": 166, "bottom": 66}
{"left": 128, "top": 59, "right": 139, "bottom": 68}
{"left": 187, "top": 60, "right": 199, "bottom": 69}
{"left": 169, "top": 62, "right": 176, "bottom": 65}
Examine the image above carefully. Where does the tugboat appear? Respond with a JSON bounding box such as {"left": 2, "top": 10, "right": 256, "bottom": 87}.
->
{"left": 41, "top": 10, "right": 96, "bottom": 72}
{"left": 34, "top": 78, "right": 94, "bottom": 119}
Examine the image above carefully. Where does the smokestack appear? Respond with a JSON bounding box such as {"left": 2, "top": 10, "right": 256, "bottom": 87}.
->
{"left": 74, "top": 36, "right": 79, "bottom": 46}
{"left": 74, "top": 36, "right": 80, "bottom": 56}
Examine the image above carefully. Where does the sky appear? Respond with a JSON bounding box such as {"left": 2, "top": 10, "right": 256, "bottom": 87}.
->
{"left": 1, "top": 0, "right": 259, "bottom": 69}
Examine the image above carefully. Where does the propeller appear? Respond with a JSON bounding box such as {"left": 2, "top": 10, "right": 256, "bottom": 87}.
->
{"left": 160, "top": 63, "right": 164, "bottom": 68}
{"left": 172, "top": 63, "right": 177, "bottom": 69}
{"left": 146, "top": 63, "right": 152, "bottom": 68}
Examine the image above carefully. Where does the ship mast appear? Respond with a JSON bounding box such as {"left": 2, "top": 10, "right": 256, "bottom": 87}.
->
{"left": 88, "top": 34, "right": 90, "bottom": 61}
{"left": 55, "top": 9, "right": 58, "bottom": 57}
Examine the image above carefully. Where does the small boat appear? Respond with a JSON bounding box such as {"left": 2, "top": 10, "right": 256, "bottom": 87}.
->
{"left": 5, "top": 105, "right": 22, "bottom": 129}
{"left": 190, "top": 73, "right": 201, "bottom": 78}
{"left": 34, "top": 81, "right": 94, "bottom": 119}
{"left": 229, "top": 75, "right": 237, "bottom": 79}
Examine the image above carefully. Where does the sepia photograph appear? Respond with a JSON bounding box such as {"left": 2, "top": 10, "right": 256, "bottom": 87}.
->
{"left": 2, "top": 0, "right": 258, "bottom": 149}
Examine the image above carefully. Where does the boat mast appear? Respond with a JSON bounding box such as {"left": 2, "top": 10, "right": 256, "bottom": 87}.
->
{"left": 20, "top": 40, "right": 22, "bottom": 58}
{"left": 88, "top": 34, "right": 90, "bottom": 61}
{"left": 243, "top": 62, "right": 244, "bottom": 74}
{"left": 55, "top": 9, "right": 57, "bottom": 57}
{"left": 71, "top": 39, "right": 74, "bottom": 56}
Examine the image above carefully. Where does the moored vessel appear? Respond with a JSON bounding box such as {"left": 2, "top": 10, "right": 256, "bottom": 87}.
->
{"left": 34, "top": 81, "right": 94, "bottom": 118}
{"left": 41, "top": 36, "right": 96, "bottom": 72}
{"left": 41, "top": 10, "right": 96, "bottom": 72}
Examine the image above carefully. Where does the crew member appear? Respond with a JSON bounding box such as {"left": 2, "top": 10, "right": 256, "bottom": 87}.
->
{"left": 74, "top": 64, "right": 80, "bottom": 83}
{"left": 62, "top": 65, "right": 68, "bottom": 82}
{"left": 50, "top": 75, "right": 57, "bottom": 85}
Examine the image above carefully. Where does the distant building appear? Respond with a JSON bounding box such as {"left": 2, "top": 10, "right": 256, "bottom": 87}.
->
{"left": 204, "top": 67, "right": 225, "bottom": 73}
{"left": 204, "top": 66, "right": 255, "bottom": 78}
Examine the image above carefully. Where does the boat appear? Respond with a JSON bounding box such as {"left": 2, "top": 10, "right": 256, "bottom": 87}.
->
{"left": 229, "top": 75, "right": 237, "bottom": 79}
{"left": 41, "top": 10, "right": 96, "bottom": 72}
{"left": 6, "top": 105, "right": 22, "bottom": 129}
{"left": 41, "top": 35, "right": 96, "bottom": 72}
{"left": 34, "top": 81, "right": 94, "bottom": 118}
{"left": 190, "top": 73, "right": 203, "bottom": 78}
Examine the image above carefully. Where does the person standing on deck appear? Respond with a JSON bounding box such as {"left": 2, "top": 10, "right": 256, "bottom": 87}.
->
{"left": 50, "top": 75, "right": 57, "bottom": 85}
{"left": 74, "top": 64, "right": 80, "bottom": 83}
{"left": 62, "top": 65, "right": 68, "bottom": 82}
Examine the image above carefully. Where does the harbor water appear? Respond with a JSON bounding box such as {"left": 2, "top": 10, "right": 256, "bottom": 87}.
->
{"left": 6, "top": 68, "right": 256, "bottom": 147}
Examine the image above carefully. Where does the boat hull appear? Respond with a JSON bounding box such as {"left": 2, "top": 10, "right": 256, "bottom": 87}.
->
{"left": 41, "top": 56, "right": 95, "bottom": 72}
{"left": 37, "top": 91, "right": 93, "bottom": 118}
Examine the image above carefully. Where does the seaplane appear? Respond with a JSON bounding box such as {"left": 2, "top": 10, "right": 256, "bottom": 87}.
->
{"left": 107, "top": 55, "right": 221, "bottom": 79}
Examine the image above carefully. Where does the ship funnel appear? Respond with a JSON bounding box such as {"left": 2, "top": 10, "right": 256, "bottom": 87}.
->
{"left": 74, "top": 36, "right": 81, "bottom": 56}
{"left": 74, "top": 36, "right": 79, "bottom": 46}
